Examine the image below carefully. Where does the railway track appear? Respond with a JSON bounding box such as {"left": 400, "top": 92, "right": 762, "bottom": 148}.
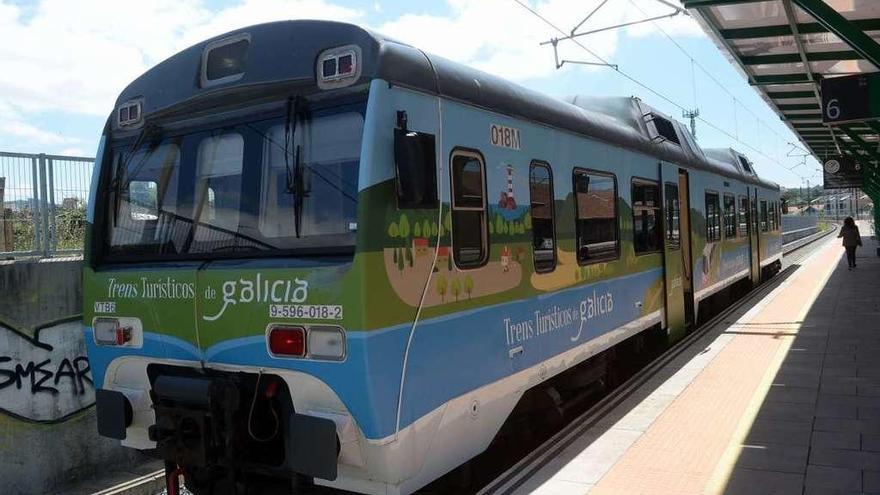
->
{"left": 106, "top": 225, "right": 837, "bottom": 495}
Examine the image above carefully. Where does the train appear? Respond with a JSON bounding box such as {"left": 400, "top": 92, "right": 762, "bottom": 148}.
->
{"left": 83, "top": 20, "right": 782, "bottom": 495}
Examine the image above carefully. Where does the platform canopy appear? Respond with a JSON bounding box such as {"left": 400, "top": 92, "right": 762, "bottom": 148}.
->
{"left": 682, "top": 0, "right": 880, "bottom": 217}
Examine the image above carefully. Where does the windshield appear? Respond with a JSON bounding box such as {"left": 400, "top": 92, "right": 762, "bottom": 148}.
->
{"left": 102, "top": 101, "right": 364, "bottom": 260}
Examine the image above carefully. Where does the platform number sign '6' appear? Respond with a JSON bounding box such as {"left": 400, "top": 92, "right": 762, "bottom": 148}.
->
{"left": 820, "top": 73, "right": 877, "bottom": 124}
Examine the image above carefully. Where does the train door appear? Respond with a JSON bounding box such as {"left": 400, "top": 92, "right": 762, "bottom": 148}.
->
{"left": 661, "top": 163, "right": 686, "bottom": 340}
{"left": 749, "top": 188, "right": 761, "bottom": 283}
{"left": 677, "top": 169, "right": 695, "bottom": 329}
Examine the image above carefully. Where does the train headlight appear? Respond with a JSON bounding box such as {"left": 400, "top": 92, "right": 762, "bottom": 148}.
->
{"left": 308, "top": 326, "right": 346, "bottom": 361}
{"left": 93, "top": 317, "right": 139, "bottom": 347}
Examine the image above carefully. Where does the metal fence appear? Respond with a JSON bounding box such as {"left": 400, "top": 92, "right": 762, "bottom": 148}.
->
{"left": 0, "top": 151, "right": 94, "bottom": 258}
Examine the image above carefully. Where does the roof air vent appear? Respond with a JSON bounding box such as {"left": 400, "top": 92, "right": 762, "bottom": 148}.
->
{"left": 643, "top": 112, "right": 681, "bottom": 146}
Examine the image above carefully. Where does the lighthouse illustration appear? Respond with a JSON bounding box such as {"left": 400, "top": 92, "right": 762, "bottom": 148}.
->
{"left": 498, "top": 164, "right": 517, "bottom": 210}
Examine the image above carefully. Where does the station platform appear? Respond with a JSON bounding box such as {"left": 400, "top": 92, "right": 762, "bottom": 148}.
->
{"left": 502, "top": 223, "right": 879, "bottom": 495}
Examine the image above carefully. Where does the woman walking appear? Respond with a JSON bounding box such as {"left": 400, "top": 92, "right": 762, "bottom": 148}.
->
{"left": 838, "top": 217, "right": 862, "bottom": 269}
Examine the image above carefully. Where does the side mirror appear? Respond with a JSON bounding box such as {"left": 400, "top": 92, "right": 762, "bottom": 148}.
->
{"left": 394, "top": 128, "right": 438, "bottom": 209}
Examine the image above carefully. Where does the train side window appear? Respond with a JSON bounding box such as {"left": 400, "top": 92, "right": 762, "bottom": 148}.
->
{"left": 705, "top": 192, "right": 721, "bottom": 242}
{"left": 529, "top": 161, "right": 556, "bottom": 272}
{"left": 573, "top": 169, "right": 618, "bottom": 264}
{"left": 664, "top": 183, "right": 680, "bottom": 250}
{"left": 768, "top": 200, "right": 776, "bottom": 232}
{"left": 738, "top": 196, "right": 749, "bottom": 237}
{"left": 632, "top": 179, "right": 662, "bottom": 254}
{"left": 450, "top": 149, "right": 488, "bottom": 268}
{"left": 760, "top": 200, "right": 768, "bottom": 232}
{"left": 775, "top": 201, "right": 781, "bottom": 231}
{"left": 723, "top": 194, "right": 736, "bottom": 239}
{"left": 394, "top": 129, "right": 438, "bottom": 209}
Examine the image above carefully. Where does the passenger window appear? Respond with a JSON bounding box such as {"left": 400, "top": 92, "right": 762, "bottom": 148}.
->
{"left": 529, "top": 161, "right": 556, "bottom": 272}
{"left": 632, "top": 179, "right": 662, "bottom": 254}
{"left": 705, "top": 192, "right": 721, "bottom": 242}
{"left": 760, "top": 200, "right": 768, "bottom": 232}
{"left": 739, "top": 196, "right": 749, "bottom": 237}
{"left": 664, "top": 183, "right": 680, "bottom": 250}
{"left": 450, "top": 150, "right": 488, "bottom": 268}
{"left": 768, "top": 201, "right": 776, "bottom": 232}
{"left": 573, "top": 169, "right": 618, "bottom": 263}
{"left": 723, "top": 194, "right": 736, "bottom": 239}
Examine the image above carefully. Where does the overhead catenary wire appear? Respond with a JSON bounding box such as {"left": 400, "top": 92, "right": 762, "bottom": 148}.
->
{"left": 510, "top": 0, "right": 811, "bottom": 181}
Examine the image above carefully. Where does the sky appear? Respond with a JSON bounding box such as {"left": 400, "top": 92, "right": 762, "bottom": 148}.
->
{"left": 0, "top": 0, "right": 824, "bottom": 188}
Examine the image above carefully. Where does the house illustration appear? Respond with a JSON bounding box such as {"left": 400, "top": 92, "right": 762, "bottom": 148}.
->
{"left": 413, "top": 237, "right": 429, "bottom": 257}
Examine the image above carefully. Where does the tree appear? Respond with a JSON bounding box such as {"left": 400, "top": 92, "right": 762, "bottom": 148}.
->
{"left": 464, "top": 275, "right": 474, "bottom": 300}
{"left": 431, "top": 223, "right": 439, "bottom": 237}
{"left": 489, "top": 222, "right": 494, "bottom": 235}
{"left": 414, "top": 221, "right": 422, "bottom": 238}
{"left": 523, "top": 212, "right": 532, "bottom": 230}
{"left": 508, "top": 221, "right": 514, "bottom": 236}
{"left": 388, "top": 221, "right": 399, "bottom": 239}
{"left": 436, "top": 275, "right": 447, "bottom": 302}
{"left": 423, "top": 220, "right": 431, "bottom": 238}
{"left": 399, "top": 214, "right": 410, "bottom": 239}
{"left": 451, "top": 277, "right": 461, "bottom": 301}
{"left": 443, "top": 210, "right": 452, "bottom": 233}
{"left": 495, "top": 215, "right": 505, "bottom": 235}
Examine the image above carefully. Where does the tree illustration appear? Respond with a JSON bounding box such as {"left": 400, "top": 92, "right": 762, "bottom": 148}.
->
{"left": 388, "top": 221, "right": 399, "bottom": 239}
{"left": 495, "top": 215, "right": 505, "bottom": 235}
{"left": 423, "top": 220, "right": 431, "bottom": 239}
{"left": 443, "top": 210, "right": 452, "bottom": 234}
{"left": 399, "top": 213, "right": 410, "bottom": 239}
{"left": 464, "top": 275, "right": 474, "bottom": 300}
{"left": 523, "top": 212, "right": 532, "bottom": 230}
{"left": 508, "top": 221, "right": 514, "bottom": 236}
{"left": 451, "top": 277, "right": 461, "bottom": 301}
{"left": 436, "top": 275, "right": 447, "bottom": 302}
{"left": 431, "top": 223, "right": 439, "bottom": 237}
{"left": 489, "top": 222, "right": 495, "bottom": 235}
{"left": 414, "top": 221, "right": 422, "bottom": 238}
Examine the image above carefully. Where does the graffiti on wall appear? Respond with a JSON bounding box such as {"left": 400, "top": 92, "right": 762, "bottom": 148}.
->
{"left": 0, "top": 318, "right": 94, "bottom": 422}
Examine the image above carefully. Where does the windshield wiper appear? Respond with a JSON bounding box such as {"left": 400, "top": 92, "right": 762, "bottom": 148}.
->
{"left": 110, "top": 123, "right": 158, "bottom": 220}
{"left": 293, "top": 144, "right": 303, "bottom": 238}
{"left": 282, "top": 95, "right": 307, "bottom": 238}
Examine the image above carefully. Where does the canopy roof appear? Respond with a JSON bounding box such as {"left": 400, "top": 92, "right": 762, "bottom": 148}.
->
{"left": 683, "top": 0, "right": 880, "bottom": 199}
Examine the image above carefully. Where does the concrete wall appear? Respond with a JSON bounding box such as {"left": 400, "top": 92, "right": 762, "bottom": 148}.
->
{"left": 782, "top": 215, "right": 819, "bottom": 245}
{"left": 0, "top": 257, "right": 144, "bottom": 495}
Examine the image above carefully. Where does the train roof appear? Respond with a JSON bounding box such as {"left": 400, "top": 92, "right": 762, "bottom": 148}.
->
{"left": 115, "top": 20, "right": 778, "bottom": 190}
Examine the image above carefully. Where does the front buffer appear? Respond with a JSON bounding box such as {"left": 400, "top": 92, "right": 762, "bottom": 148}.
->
{"left": 98, "top": 364, "right": 338, "bottom": 494}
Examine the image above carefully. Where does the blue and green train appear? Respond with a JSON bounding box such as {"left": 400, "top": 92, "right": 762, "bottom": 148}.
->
{"left": 83, "top": 20, "right": 782, "bottom": 495}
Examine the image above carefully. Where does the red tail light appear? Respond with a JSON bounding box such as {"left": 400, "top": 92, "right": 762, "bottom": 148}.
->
{"left": 268, "top": 326, "right": 306, "bottom": 357}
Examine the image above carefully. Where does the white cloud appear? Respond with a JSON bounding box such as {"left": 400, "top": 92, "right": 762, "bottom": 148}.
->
{"left": 377, "top": 0, "right": 702, "bottom": 83}
{"left": 0, "top": 0, "right": 706, "bottom": 153}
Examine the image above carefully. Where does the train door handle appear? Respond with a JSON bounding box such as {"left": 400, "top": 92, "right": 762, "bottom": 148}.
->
{"left": 508, "top": 346, "right": 524, "bottom": 358}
